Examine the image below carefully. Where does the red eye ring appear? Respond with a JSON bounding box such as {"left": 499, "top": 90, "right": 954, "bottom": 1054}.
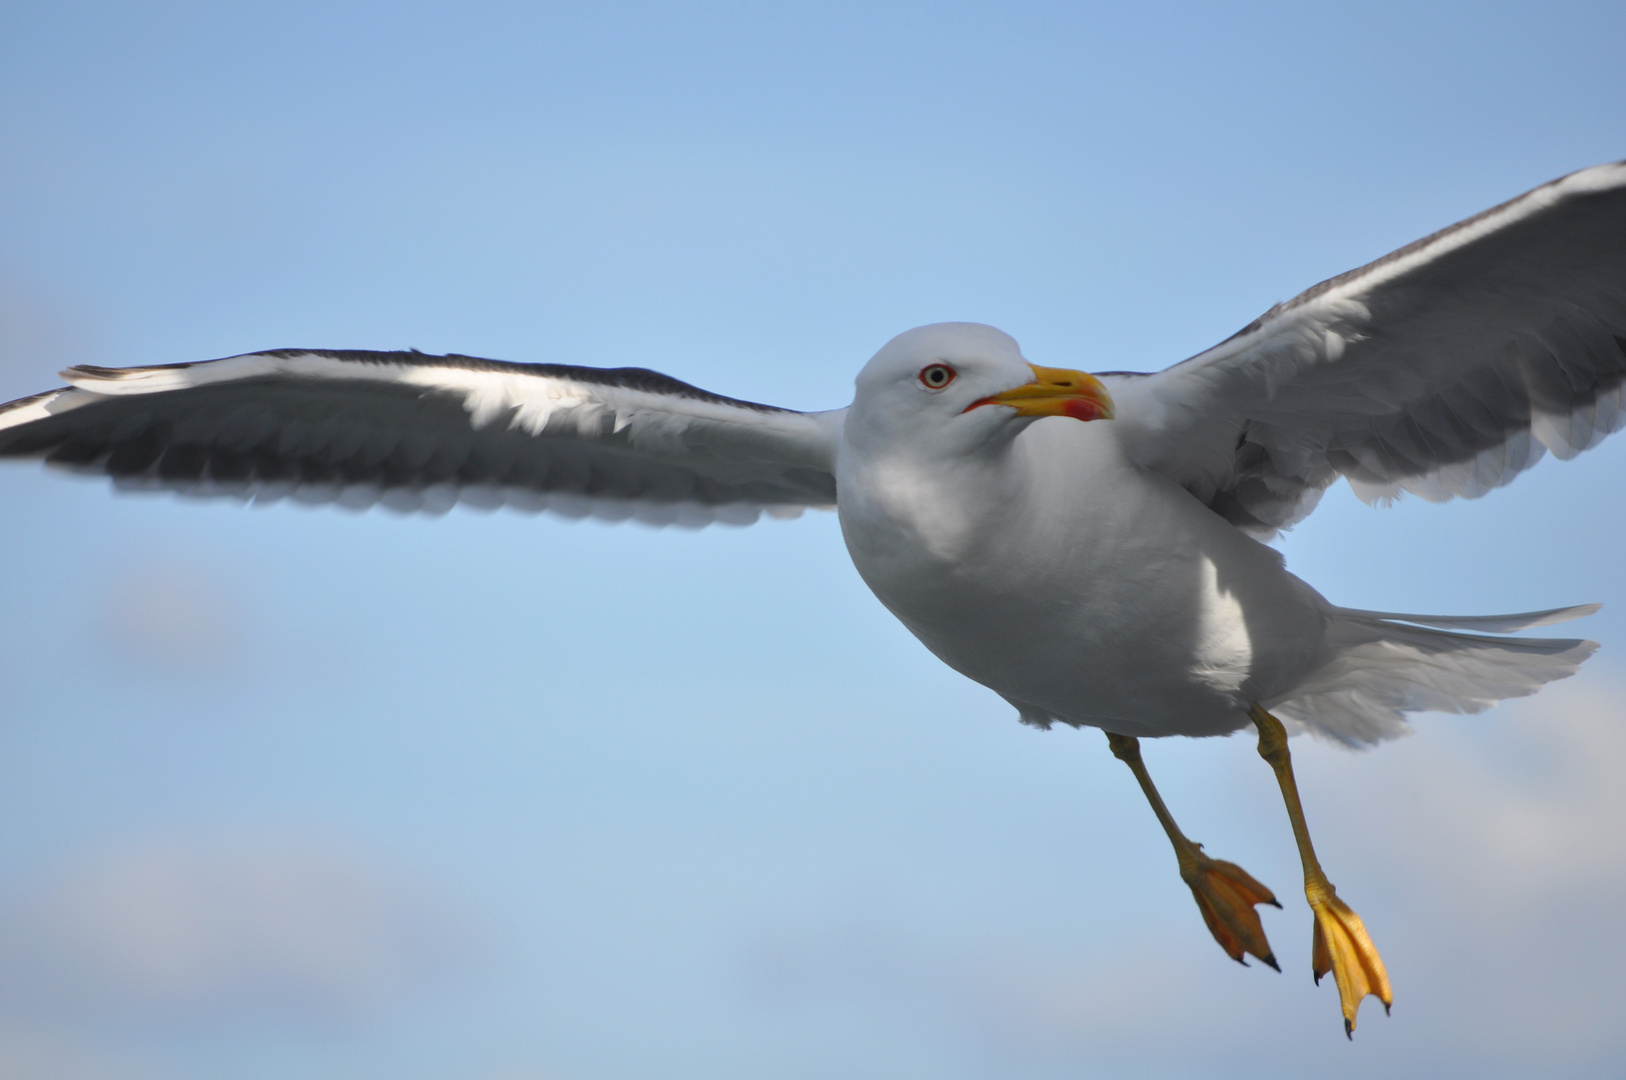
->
{"left": 918, "top": 363, "right": 957, "bottom": 390}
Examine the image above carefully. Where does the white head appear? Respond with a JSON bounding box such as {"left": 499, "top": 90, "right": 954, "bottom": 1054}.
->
{"left": 846, "top": 322, "right": 1113, "bottom": 457}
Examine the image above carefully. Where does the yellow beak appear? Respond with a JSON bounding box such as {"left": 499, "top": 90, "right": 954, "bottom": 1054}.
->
{"left": 966, "top": 365, "right": 1115, "bottom": 421}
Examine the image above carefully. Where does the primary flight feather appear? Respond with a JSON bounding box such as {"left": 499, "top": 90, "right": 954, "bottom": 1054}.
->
{"left": 4, "top": 159, "right": 1624, "bottom": 1036}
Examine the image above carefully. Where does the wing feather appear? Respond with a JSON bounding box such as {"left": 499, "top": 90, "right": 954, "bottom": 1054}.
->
{"left": 1109, "top": 161, "right": 1626, "bottom": 536}
{"left": 0, "top": 349, "right": 842, "bottom": 526}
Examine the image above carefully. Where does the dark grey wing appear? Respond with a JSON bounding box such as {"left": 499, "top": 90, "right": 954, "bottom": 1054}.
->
{"left": 1107, "top": 160, "right": 1626, "bottom": 537}
{"left": 0, "top": 349, "right": 842, "bottom": 526}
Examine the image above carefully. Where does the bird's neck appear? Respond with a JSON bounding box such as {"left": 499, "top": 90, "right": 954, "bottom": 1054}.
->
{"left": 836, "top": 440, "right": 1025, "bottom": 580}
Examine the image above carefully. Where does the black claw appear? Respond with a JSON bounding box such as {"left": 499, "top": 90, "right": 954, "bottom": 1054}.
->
{"left": 1384, "top": 1002, "right": 1392, "bottom": 1017}
{"left": 1262, "top": 953, "right": 1280, "bottom": 973}
{"left": 1234, "top": 956, "right": 1249, "bottom": 967}
{"left": 1313, "top": 970, "right": 1323, "bottom": 985}
{"left": 1345, "top": 1019, "right": 1353, "bottom": 1040}
{"left": 1267, "top": 898, "right": 1283, "bottom": 909}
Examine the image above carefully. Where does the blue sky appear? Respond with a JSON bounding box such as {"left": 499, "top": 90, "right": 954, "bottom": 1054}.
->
{"left": 2, "top": 2, "right": 1625, "bottom": 1077}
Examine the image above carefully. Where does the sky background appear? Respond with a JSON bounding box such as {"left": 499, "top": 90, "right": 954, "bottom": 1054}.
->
{"left": 2, "top": 1, "right": 1625, "bottom": 1077}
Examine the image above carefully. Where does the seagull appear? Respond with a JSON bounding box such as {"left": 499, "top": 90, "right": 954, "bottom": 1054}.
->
{"left": 3, "top": 160, "right": 1624, "bottom": 1036}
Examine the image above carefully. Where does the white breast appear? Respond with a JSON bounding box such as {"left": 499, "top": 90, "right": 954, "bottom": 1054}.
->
{"left": 836, "top": 418, "right": 1330, "bottom": 737}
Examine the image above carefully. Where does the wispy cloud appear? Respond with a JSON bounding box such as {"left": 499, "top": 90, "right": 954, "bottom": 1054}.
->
{"left": 0, "top": 1026, "right": 171, "bottom": 1080}
{"left": 741, "top": 677, "right": 1626, "bottom": 1078}
{"left": 0, "top": 831, "right": 473, "bottom": 1032}
{"left": 92, "top": 555, "right": 248, "bottom": 678}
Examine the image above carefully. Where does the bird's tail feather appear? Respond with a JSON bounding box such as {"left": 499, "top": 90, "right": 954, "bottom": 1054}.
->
{"left": 1269, "top": 605, "right": 1599, "bottom": 746}
{"left": 1323, "top": 602, "right": 1600, "bottom": 634}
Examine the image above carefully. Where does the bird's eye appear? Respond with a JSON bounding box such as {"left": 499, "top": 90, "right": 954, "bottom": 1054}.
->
{"left": 918, "top": 364, "right": 957, "bottom": 390}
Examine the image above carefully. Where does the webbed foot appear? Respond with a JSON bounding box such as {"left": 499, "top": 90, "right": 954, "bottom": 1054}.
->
{"left": 1306, "top": 876, "right": 1392, "bottom": 1038}
{"left": 1179, "top": 845, "right": 1281, "bottom": 970}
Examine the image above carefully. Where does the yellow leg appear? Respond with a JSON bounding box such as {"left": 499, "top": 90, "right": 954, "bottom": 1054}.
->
{"left": 1105, "top": 731, "right": 1280, "bottom": 971}
{"left": 1248, "top": 704, "right": 1393, "bottom": 1038}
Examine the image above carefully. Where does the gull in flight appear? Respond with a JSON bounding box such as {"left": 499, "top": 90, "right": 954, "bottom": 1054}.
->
{"left": 3, "top": 161, "right": 1624, "bottom": 1036}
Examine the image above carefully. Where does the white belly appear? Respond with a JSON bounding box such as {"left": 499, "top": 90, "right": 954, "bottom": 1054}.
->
{"left": 837, "top": 419, "right": 1329, "bottom": 737}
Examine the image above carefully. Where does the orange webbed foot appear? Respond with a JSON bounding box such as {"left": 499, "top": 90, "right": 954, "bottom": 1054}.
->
{"left": 1179, "top": 845, "right": 1281, "bottom": 971}
{"left": 1307, "top": 879, "right": 1392, "bottom": 1038}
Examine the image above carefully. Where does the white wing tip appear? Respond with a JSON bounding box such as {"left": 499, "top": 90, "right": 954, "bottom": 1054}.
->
{"left": 1558, "top": 158, "right": 1626, "bottom": 195}
{"left": 0, "top": 386, "right": 102, "bottom": 432}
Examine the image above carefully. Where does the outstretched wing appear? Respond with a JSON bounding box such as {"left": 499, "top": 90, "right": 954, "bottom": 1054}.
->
{"left": 0, "top": 349, "right": 842, "bottom": 526}
{"left": 1106, "top": 161, "right": 1626, "bottom": 537}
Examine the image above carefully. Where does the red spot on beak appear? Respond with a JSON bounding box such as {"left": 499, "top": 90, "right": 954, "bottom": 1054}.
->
{"left": 1060, "top": 397, "right": 1107, "bottom": 422}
